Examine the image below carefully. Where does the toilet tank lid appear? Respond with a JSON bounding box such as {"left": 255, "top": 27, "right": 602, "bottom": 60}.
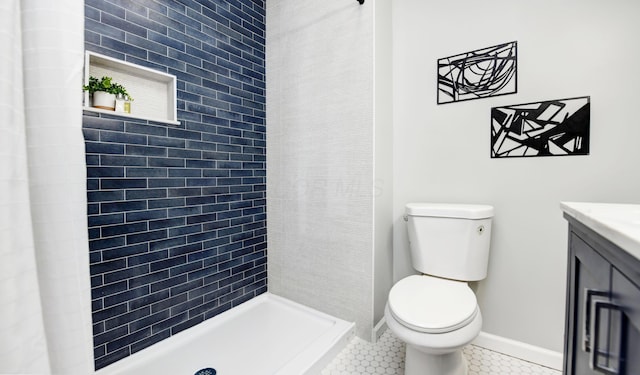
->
{"left": 406, "top": 203, "right": 494, "bottom": 219}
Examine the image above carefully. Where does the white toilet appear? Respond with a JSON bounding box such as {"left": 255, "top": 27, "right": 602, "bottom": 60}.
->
{"left": 385, "top": 203, "right": 494, "bottom": 375}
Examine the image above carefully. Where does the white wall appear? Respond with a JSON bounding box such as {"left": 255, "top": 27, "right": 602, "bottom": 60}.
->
{"left": 392, "top": 0, "right": 640, "bottom": 353}
{"left": 266, "top": 0, "right": 375, "bottom": 339}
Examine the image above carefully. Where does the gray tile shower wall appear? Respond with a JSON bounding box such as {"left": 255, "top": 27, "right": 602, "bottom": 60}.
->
{"left": 83, "top": 0, "right": 266, "bottom": 370}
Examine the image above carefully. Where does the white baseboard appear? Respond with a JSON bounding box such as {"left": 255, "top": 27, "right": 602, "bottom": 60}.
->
{"left": 472, "top": 331, "right": 563, "bottom": 371}
{"left": 372, "top": 318, "right": 387, "bottom": 343}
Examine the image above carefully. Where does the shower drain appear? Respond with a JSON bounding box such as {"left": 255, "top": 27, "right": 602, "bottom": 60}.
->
{"left": 194, "top": 368, "right": 216, "bottom": 375}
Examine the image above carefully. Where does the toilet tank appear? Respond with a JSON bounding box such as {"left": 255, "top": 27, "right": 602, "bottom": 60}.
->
{"left": 406, "top": 203, "right": 494, "bottom": 281}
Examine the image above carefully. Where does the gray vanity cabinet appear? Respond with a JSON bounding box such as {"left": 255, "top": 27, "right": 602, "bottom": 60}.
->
{"left": 563, "top": 217, "right": 640, "bottom": 375}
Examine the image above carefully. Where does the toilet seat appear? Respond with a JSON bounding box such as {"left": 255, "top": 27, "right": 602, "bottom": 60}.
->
{"left": 388, "top": 275, "right": 478, "bottom": 334}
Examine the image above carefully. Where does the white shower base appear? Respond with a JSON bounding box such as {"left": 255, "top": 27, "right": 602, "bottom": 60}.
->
{"left": 94, "top": 293, "right": 354, "bottom": 375}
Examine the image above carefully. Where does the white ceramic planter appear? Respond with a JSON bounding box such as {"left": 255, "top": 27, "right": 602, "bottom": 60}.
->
{"left": 92, "top": 91, "right": 116, "bottom": 110}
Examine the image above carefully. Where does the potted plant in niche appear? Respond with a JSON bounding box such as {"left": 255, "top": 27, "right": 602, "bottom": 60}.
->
{"left": 83, "top": 76, "right": 132, "bottom": 111}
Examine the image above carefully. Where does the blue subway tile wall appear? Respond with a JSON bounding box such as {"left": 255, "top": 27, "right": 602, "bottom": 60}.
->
{"left": 83, "top": 0, "right": 266, "bottom": 370}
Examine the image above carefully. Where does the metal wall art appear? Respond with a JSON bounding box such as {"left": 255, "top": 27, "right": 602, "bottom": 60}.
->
{"left": 438, "top": 41, "right": 518, "bottom": 104}
{"left": 490, "top": 96, "right": 590, "bottom": 158}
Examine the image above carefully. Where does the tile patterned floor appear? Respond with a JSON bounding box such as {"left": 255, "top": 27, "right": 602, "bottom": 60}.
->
{"left": 322, "top": 330, "right": 561, "bottom": 375}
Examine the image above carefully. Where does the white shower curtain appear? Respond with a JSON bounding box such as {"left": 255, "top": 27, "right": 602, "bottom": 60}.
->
{"left": 0, "top": 0, "right": 93, "bottom": 374}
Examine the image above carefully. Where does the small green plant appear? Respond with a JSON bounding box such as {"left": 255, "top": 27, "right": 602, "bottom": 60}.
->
{"left": 83, "top": 76, "right": 133, "bottom": 100}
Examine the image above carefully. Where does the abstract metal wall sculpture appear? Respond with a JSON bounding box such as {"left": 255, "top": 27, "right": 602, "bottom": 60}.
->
{"left": 438, "top": 41, "right": 517, "bottom": 104}
{"left": 491, "top": 96, "right": 590, "bottom": 158}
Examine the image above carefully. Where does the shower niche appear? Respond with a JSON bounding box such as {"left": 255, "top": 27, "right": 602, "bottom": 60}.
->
{"left": 83, "top": 51, "right": 179, "bottom": 125}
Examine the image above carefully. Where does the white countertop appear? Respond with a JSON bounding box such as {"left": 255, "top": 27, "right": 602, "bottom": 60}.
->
{"left": 561, "top": 202, "right": 640, "bottom": 261}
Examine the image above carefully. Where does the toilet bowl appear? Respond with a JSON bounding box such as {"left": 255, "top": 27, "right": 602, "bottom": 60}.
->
{"left": 384, "top": 275, "right": 482, "bottom": 375}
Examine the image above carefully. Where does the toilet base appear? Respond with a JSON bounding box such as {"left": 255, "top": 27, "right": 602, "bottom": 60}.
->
{"left": 405, "top": 345, "right": 468, "bottom": 375}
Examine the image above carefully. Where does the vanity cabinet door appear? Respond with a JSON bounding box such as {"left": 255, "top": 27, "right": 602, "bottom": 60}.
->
{"left": 568, "top": 233, "right": 611, "bottom": 375}
{"left": 611, "top": 268, "right": 640, "bottom": 374}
